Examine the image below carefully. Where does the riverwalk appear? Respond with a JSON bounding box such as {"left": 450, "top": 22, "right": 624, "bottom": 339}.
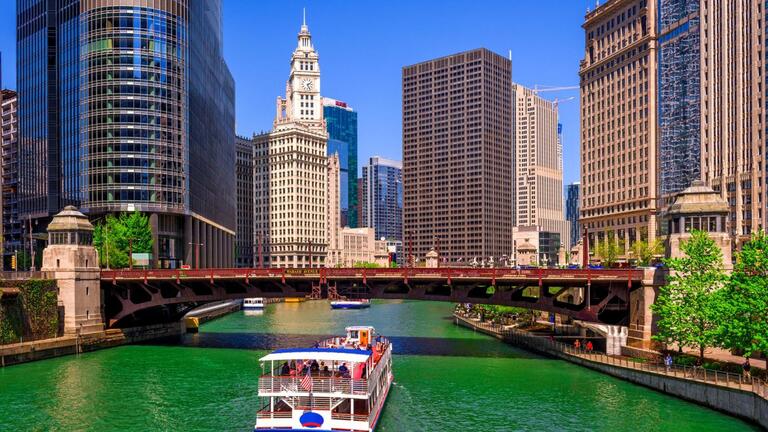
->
{"left": 454, "top": 312, "right": 768, "bottom": 429}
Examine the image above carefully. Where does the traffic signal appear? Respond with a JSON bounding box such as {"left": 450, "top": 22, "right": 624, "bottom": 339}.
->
{"left": 11, "top": 255, "right": 17, "bottom": 270}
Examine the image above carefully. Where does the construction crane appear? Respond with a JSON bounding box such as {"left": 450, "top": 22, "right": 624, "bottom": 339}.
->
{"left": 532, "top": 85, "right": 579, "bottom": 93}
{"left": 553, "top": 96, "right": 576, "bottom": 109}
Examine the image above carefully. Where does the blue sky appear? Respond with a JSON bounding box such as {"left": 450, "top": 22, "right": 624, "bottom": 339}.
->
{"left": 0, "top": 0, "right": 588, "bottom": 184}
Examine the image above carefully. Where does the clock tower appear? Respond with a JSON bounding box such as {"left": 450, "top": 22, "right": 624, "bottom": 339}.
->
{"left": 261, "top": 14, "right": 331, "bottom": 269}
{"left": 276, "top": 13, "right": 323, "bottom": 127}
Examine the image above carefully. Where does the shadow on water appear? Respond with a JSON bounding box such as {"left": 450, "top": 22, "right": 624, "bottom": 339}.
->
{"left": 143, "top": 332, "right": 546, "bottom": 359}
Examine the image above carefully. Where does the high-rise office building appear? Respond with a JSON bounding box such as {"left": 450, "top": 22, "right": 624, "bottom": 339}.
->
{"left": 253, "top": 132, "right": 270, "bottom": 268}
{"left": 403, "top": 48, "right": 514, "bottom": 262}
{"left": 566, "top": 182, "right": 580, "bottom": 248}
{"left": 1, "top": 89, "right": 21, "bottom": 269}
{"left": 323, "top": 97, "right": 358, "bottom": 228}
{"left": 257, "top": 18, "right": 328, "bottom": 268}
{"left": 658, "top": 0, "right": 765, "bottom": 243}
{"left": 513, "top": 83, "right": 570, "bottom": 250}
{"left": 580, "top": 0, "right": 658, "bottom": 249}
{"left": 16, "top": 0, "right": 235, "bottom": 268}
{"left": 326, "top": 153, "right": 341, "bottom": 265}
{"left": 362, "top": 156, "right": 402, "bottom": 242}
{"left": 235, "top": 135, "right": 254, "bottom": 268}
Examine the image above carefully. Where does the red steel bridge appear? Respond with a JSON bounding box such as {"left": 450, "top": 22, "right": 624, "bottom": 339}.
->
{"left": 101, "top": 267, "right": 647, "bottom": 327}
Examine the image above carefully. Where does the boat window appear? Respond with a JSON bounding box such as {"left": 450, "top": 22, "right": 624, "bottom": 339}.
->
{"left": 349, "top": 330, "right": 359, "bottom": 338}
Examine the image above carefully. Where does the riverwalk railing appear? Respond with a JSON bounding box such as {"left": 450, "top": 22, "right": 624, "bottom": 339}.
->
{"left": 454, "top": 313, "right": 768, "bottom": 400}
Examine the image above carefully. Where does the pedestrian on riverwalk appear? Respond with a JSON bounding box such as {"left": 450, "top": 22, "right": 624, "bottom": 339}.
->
{"left": 586, "top": 341, "right": 594, "bottom": 352}
{"left": 691, "top": 358, "right": 702, "bottom": 379}
{"left": 743, "top": 358, "right": 752, "bottom": 381}
{"left": 574, "top": 339, "right": 581, "bottom": 350}
{"left": 664, "top": 354, "right": 673, "bottom": 373}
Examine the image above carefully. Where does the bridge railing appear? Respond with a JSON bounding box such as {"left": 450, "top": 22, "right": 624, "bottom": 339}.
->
{"left": 100, "top": 266, "right": 645, "bottom": 281}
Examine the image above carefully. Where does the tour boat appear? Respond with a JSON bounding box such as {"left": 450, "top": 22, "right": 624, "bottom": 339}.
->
{"left": 285, "top": 297, "right": 307, "bottom": 303}
{"left": 330, "top": 299, "right": 371, "bottom": 310}
{"left": 244, "top": 298, "right": 266, "bottom": 309}
{"left": 254, "top": 326, "right": 393, "bottom": 431}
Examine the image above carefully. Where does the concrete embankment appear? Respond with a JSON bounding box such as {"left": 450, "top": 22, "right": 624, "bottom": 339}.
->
{"left": 183, "top": 300, "right": 242, "bottom": 332}
{"left": 0, "top": 323, "right": 182, "bottom": 367}
{"left": 454, "top": 314, "right": 768, "bottom": 430}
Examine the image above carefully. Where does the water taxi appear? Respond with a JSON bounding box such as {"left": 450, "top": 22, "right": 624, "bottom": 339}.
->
{"left": 330, "top": 299, "right": 371, "bottom": 310}
{"left": 285, "top": 297, "right": 307, "bottom": 303}
{"left": 243, "top": 298, "right": 266, "bottom": 309}
{"left": 254, "top": 326, "right": 393, "bottom": 431}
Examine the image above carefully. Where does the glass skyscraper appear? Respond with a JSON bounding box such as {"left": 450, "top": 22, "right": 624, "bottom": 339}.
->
{"left": 16, "top": 0, "right": 235, "bottom": 268}
{"left": 658, "top": 0, "right": 701, "bottom": 198}
{"left": 323, "top": 97, "right": 358, "bottom": 227}
{"left": 565, "top": 182, "right": 580, "bottom": 248}
{"left": 362, "top": 156, "right": 402, "bottom": 241}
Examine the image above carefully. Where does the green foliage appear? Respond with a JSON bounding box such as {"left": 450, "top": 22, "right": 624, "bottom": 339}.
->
{"left": 352, "top": 261, "right": 381, "bottom": 268}
{"left": 718, "top": 230, "right": 768, "bottom": 357}
{"left": 93, "top": 212, "right": 153, "bottom": 268}
{"left": 594, "top": 232, "right": 624, "bottom": 267}
{"left": 16, "top": 251, "right": 32, "bottom": 271}
{"left": 0, "top": 280, "right": 59, "bottom": 345}
{"left": 652, "top": 230, "right": 727, "bottom": 359}
{"left": 631, "top": 238, "right": 665, "bottom": 266}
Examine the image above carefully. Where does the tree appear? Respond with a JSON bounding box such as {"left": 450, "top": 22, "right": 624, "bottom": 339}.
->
{"left": 595, "top": 232, "right": 624, "bottom": 267}
{"left": 93, "top": 212, "right": 153, "bottom": 268}
{"left": 652, "top": 230, "right": 727, "bottom": 360}
{"left": 631, "top": 238, "right": 665, "bottom": 266}
{"left": 718, "top": 231, "right": 768, "bottom": 357}
{"left": 352, "top": 261, "right": 381, "bottom": 268}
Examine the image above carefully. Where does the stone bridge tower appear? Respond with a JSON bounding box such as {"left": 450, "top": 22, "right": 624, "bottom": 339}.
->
{"left": 41, "top": 206, "right": 103, "bottom": 334}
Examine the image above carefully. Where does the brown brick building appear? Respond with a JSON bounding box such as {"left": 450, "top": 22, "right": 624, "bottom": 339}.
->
{"left": 402, "top": 48, "right": 514, "bottom": 263}
{"left": 579, "top": 0, "right": 659, "bottom": 250}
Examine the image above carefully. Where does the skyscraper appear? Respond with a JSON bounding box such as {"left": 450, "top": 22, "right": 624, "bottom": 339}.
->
{"left": 323, "top": 97, "right": 358, "bottom": 228}
{"left": 1, "top": 89, "right": 20, "bottom": 269}
{"left": 566, "top": 182, "right": 580, "bottom": 248}
{"left": 658, "top": 0, "right": 765, "bottom": 243}
{"left": 258, "top": 18, "right": 328, "bottom": 268}
{"left": 362, "top": 156, "right": 402, "bottom": 242}
{"left": 513, "top": 83, "right": 570, "bottom": 250}
{"left": 580, "top": 0, "right": 658, "bottom": 249}
{"left": 403, "top": 49, "right": 513, "bottom": 263}
{"left": 235, "top": 135, "right": 254, "bottom": 268}
{"left": 16, "top": 0, "right": 236, "bottom": 268}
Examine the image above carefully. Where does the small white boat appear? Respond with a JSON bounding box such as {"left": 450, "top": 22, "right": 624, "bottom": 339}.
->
{"left": 255, "top": 326, "right": 393, "bottom": 431}
{"left": 331, "top": 299, "right": 371, "bottom": 310}
{"left": 243, "top": 298, "right": 265, "bottom": 309}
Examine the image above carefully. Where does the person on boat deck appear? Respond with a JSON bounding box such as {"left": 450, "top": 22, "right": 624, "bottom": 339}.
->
{"left": 322, "top": 366, "right": 330, "bottom": 376}
{"left": 280, "top": 362, "right": 290, "bottom": 375}
{"left": 338, "top": 363, "right": 350, "bottom": 377}
{"left": 310, "top": 360, "right": 320, "bottom": 372}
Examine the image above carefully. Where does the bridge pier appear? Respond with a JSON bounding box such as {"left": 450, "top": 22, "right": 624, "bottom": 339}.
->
{"left": 41, "top": 206, "right": 104, "bottom": 335}
{"left": 627, "top": 267, "right": 665, "bottom": 349}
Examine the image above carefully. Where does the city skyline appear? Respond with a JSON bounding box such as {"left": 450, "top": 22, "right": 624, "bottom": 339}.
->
{"left": 0, "top": 0, "right": 586, "bottom": 184}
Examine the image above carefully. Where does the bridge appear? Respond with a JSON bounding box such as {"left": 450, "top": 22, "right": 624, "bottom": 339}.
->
{"left": 100, "top": 267, "right": 648, "bottom": 327}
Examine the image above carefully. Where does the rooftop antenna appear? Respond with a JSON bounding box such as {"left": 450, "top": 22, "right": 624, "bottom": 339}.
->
{"left": 303, "top": 7, "right": 306, "bottom": 26}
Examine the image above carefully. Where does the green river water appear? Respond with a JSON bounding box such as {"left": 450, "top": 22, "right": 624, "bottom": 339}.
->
{"left": 0, "top": 300, "right": 759, "bottom": 431}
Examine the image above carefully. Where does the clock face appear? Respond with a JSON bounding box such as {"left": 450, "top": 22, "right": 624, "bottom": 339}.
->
{"left": 301, "top": 79, "right": 313, "bottom": 91}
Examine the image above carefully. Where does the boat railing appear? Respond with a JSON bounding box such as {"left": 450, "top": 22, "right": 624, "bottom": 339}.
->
{"left": 258, "top": 375, "right": 368, "bottom": 396}
{"left": 256, "top": 410, "right": 292, "bottom": 419}
{"left": 330, "top": 412, "right": 370, "bottom": 422}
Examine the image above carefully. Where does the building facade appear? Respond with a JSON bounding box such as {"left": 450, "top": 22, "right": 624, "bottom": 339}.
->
{"left": 235, "top": 135, "right": 254, "bottom": 268}
{"left": 403, "top": 48, "right": 514, "bottom": 263}
{"left": 658, "top": 0, "right": 765, "bottom": 244}
{"left": 16, "top": 0, "right": 235, "bottom": 268}
{"left": 565, "top": 182, "right": 580, "bottom": 248}
{"left": 513, "top": 83, "right": 570, "bottom": 250}
{"left": 326, "top": 227, "right": 389, "bottom": 268}
{"left": 326, "top": 153, "right": 341, "bottom": 263}
{"left": 361, "top": 156, "right": 402, "bottom": 242}
{"left": 259, "top": 19, "right": 328, "bottom": 268}
{"left": 1, "top": 89, "right": 21, "bottom": 269}
{"left": 580, "top": 0, "right": 659, "bottom": 251}
{"left": 323, "top": 97, "right": 358, "bottom": 228}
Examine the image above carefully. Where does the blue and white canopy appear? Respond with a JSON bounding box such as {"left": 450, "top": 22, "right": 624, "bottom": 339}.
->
{"left": 259, "top": 347, "right": 372, "bottom": 364}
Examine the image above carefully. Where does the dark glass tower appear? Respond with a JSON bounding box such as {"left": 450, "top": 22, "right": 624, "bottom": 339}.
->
{"left": 16, "top": 0, "right": 235, "bottom": 268}
{"left": 565, "top": 182, "right": 580, "bottom": 248}
{"left": 362, "top": 156, "right": 402, "bottom": 241}
{"left": 323, "top": 98, "right": 358, "bottom": 227}
{"left": 658, "top": 0, "right": 701, "bottom": 198}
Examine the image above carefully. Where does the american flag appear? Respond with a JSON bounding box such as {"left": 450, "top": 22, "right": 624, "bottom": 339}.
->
{"left": 301, "top": 370, "right": 313, "bottom": 392}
